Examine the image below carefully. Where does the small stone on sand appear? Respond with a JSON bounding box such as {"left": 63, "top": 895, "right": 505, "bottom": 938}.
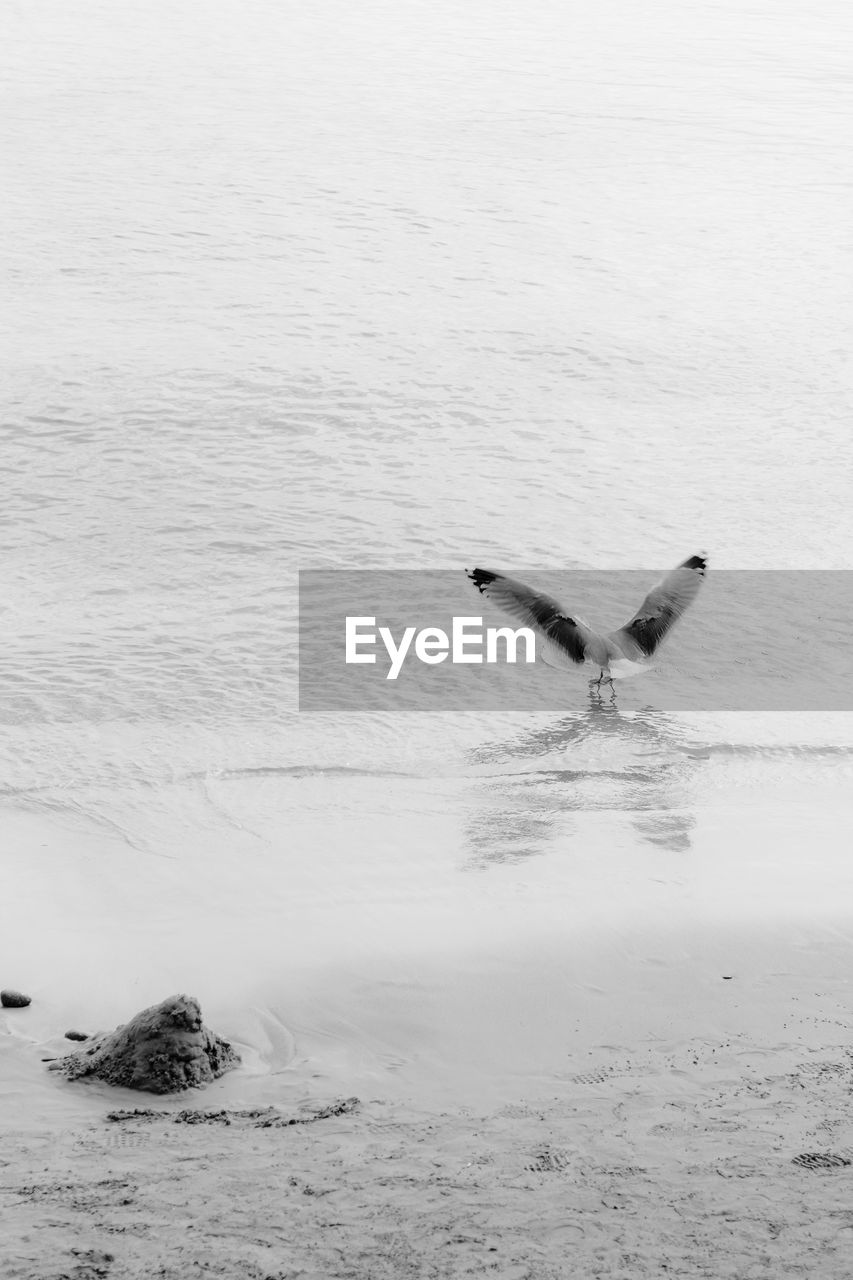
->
{"left": 1, "top": 989, "right": 32, "bottom": 1008}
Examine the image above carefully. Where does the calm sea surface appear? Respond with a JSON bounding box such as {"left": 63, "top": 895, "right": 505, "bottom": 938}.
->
{"left": 2, "top": 1, "right": 852, "bottom": 1082}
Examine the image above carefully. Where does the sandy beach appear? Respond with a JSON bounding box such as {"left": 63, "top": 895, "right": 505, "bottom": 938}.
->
{"left": 5, "top": 780, "right": 853, "bottom": 1278}
{"left": 5, "top": 1020, "right": 853, "bottom": 1278}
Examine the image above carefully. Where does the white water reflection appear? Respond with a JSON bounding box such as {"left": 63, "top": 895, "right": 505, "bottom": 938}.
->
{"left": 463, "top": 701, "right": 698, "bottom": 862}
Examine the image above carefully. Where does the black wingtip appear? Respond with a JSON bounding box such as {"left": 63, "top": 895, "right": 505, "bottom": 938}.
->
{"left": 680, "top": 554, "right": 707, "bottom": 575}
{"left": 466, "top": 567, "right": 498, "bottom": 594}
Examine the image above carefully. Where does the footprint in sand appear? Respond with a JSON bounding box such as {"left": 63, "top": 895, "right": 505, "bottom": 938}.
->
{"left": 571, "top": 1068, "right": 620, "bottom": 1085}
{"left": 546, "top": 1222, "right": 586, "bottom": 1243}
{"left": 525, "top": 1146, "right": 572, "bottom": 1173}
{"left": 792, "top": 1151, "right": 852, "bottom": 1170}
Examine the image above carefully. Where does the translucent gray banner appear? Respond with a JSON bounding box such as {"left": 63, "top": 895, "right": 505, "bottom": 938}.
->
{"left": 298, "top": 570, "right": 853, "bottom": 711}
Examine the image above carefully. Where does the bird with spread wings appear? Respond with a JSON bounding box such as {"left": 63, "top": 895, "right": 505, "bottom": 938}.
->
{"left": 467, "top": 554, "right": 707, "bottom": 688}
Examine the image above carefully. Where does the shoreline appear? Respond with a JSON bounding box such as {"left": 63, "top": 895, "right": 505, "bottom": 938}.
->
{"left": 4, "top": 1027, "right": 853, "bottom": 1279}
{"left": 6, "top": 908, "right": 853, "bottom": 1278}
{"left": 5, "top": 788, "right": 853, "bottom": 1274}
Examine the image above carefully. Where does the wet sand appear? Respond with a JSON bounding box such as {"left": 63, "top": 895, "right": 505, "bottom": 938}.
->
{"left": 4, "top": 1026, "right": 853, "bottom": 1279}
{"left": 4, "top": 770, "right": 853, "bottom": 1277}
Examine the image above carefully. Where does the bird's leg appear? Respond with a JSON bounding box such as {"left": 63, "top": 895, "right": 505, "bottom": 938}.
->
{"left": 596, "top": 670, "right": 616, "bottom": 697}
{"left": 589, "top": 669, "right": 604, "bottom": 688}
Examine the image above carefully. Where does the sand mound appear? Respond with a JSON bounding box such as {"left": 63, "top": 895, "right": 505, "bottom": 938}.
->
{"left": 47, "top": 994, "right": 239, "bottom": 1093}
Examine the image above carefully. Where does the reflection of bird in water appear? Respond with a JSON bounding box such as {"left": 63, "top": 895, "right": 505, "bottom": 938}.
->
{"left": 467, "top": 698, "right": 687, "bottom": 768}
{"left": 463, "top": 701, "right": 699, "bottom": 864}
{"left": 467, "top": 554, "right": 707, "bottom": 690}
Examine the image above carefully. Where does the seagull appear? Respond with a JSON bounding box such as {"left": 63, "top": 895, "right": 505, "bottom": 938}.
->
{"left": 466, "top": 554, "right": 707, "bottom": 688}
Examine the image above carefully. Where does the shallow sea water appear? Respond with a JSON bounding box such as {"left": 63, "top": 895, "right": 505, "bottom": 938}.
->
{"left": 1, "top": 0, "right": 852, "bottom": 1099}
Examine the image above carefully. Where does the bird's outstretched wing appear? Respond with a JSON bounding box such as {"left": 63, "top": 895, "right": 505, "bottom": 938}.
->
{"left": 466, "top": 568, "right": 604, "bottom": 669}
{"left": 610, "top": 554, "right": 707, "bottom": 659}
